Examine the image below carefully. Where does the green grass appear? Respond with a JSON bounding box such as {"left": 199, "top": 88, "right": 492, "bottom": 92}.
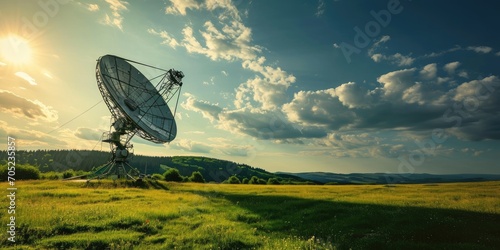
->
{"left": 1, "top": 180, "right": 499, "bottom": 249}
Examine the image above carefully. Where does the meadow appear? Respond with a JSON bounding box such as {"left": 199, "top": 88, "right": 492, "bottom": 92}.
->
{"left": 1, "top": 180, "right": 499, "bottom": 249}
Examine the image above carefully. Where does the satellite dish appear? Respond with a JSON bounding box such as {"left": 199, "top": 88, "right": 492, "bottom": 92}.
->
{"left": 88, "top": 54, "right": 184, "bottom": 181}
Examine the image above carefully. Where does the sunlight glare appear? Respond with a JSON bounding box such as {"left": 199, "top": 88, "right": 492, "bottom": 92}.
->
{"left": 0, "top": 35, "right": 32, "bottom": 65}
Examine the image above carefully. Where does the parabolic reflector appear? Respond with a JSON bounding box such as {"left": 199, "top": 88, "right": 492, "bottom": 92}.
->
{"left": 96, "top": 55, "right": 177, "bottom": 143}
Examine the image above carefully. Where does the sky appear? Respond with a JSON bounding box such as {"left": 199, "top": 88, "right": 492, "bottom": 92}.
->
{"left": 0, "top": 0, "right": 499, "bottom": 174}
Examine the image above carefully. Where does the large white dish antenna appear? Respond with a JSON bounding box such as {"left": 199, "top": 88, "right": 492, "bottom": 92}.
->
{"left": 96, "top": 55, "right": 181, "bottom": 143}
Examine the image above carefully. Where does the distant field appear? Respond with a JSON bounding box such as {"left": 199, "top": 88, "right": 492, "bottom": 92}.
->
{"left": 1, "top": 180, "right": 499, "bottom": 249}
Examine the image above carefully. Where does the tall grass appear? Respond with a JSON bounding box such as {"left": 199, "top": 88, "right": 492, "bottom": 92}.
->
{"left": 1, "top": 180, "right": 499, "bottom": 249}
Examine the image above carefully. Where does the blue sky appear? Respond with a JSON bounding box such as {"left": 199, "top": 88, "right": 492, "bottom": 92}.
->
{"left": 0, "top": 0, "right": 499, "bottom": 174}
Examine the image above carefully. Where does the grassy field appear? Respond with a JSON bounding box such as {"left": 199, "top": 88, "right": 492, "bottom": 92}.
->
{"left": 1, "top": 180, "right": 499, "bottom": 249}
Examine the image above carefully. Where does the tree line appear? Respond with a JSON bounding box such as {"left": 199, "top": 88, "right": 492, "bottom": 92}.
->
{"left": 0, "top": 150, "right": 311, "bottom": 184}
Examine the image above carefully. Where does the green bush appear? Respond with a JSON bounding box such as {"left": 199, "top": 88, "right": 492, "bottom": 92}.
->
{"left": 151, "top": 173, "right": 164, "bottom": 180}
{"left": 226, "top": 175, "right": 241, "bottom": 184}
{"left": 62, "top": 170, "right": 75, "bottom": 179}
{"left": 267, "top": 178, "right": 280, "bottom": 185}
{"left": 242, "top": 178, "right": 249, "bottom": 184}
{"left": 248, "top": 176, "right": 259, "bottom": 184}
{"left": 41, "top": 171, "right": 61, "bottom": 180}
{"left": 163, "top": 169, "right": 183, "bottom": 182}
{"left": 0, "top": 164, "right": 40, "bottom": 181}
{"left": 188, "top": 171, "right": 205, "bottom": 183}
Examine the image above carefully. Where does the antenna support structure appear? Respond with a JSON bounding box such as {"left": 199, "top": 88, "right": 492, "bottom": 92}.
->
{"left": 86, "top": 55, "right": 184, "bottom": 181}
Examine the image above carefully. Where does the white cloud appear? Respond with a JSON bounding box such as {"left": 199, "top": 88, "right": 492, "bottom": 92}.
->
{"left": 0, "top": 121, "right": 67, "bottom": 148}
{"left": 0, "top": 90, "right": 58, "bottom": 122}
{"left": 496, "top": 51, "right": 500, "bottom": 56}
{"left": 41, "top": 70, "right": 53, "bottom": 79}
{"left": 443, "top": 61, "right": 460, "bottom": 75}
{"left": 423, "top": 45, "right": 462, "bottom": 58}
{"left": 182, "top": 94, "right": 222, "bottom": 122}
{"left": 235, "top": 57, "right": 296, "bottom": 110}
{"left": 315, "top": 0, "right": 325, "bottom": 17}
{"left": 370, "top": 35, "right": 390, "bottom": 53}
{"left": 162, "top": 0, "right": 260, "bottom": 61}
{"left": 453, "top": 75, "right": 499, "bottom": 102}
{"left": 165, "top": 0, "right": 203, "bottom": 15}
{"left": 147, "top": 28, "right": 179, "bottom": 48}
{"left": 458, "top": 71, "right": 469, "bottom": 78}
{"left": 0, "top": 61, "right": 6, "bottom": 66}
{"left": 467, "top": 46, "right": 492, "bottom": 54}
{"left": 335, "top": 82, "right": 372, "bottom": 108}
{"left": 15, "top": 71, "right": 37, "bottom": 85}
{"left": 171, "top": 138, "right": 212, "bottom": 153}
{"left": 367, "top": 36, "right": 413, "bottom": 66}
{"left": 390, "top": 53, "right": 415, "bottom": 66}
{"left": 103, "top": 0, "right": 128, "bottom": 30}
{"left": 377, "top": 68, "right": 417, "bottom": 98}
{"left": 221, "top": 70, "right": 228, "bottom": 76}
{"left": 180, "top": 20, "right": 260, "bottom": 61}
{"left": 75, "top": 127, "right": 103, "bottom": 141}
{"left": 218, "top": 108, "right": 323, "bottom": 139}
{"left": 87, "top": 3, "right": 99, "bottom": 11}
{"left": 370, "top": 52, "right": 414, "bottom": 66}
{"left": 370, "top": 53, "right": 383, "bottom": 62}
{"left": 419, "top": 63, "right": 437, "bottom": 80}
{"left": 283, "top": 88, "right": 355, "bottom": 129}
{"left": 202, "top": 76, "right": 215, "bottom": 85}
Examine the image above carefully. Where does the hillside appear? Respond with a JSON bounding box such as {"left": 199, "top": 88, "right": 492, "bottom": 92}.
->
{"left": 1, "top": 150, "right": 308, "bottom": 183}
{"left": 279, "top": 172, "right": 500, "bottom": 184}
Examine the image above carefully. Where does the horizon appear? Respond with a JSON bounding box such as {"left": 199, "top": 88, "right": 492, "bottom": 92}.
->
{"left": 1, "top": 1, "right": 499, "bottom": 175}
{"left": 5, "top": 148, "right": 500, "bottom": 176}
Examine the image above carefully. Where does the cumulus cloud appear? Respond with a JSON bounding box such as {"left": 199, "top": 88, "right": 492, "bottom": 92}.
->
{"left": 335, "top": 82, "right": 373, "bottom": 108}
{"left": 160, "top": 0, "right": 500, "bottom": 160}
{"left": 283, "top": 67, "right": 500, "bottom": 141}
{"left": 181, "top": 20, "right": 260, "bottom": 61}
{"left": 0, "top": 90, "right": 58, "bottom": 121}
{"left": 158, "top": 0, "right": 261, "bottom": 61}
{"left": 282, "top": 88, "right": 355, "bottom": 130}
{"left": 234, "top": 57, "right": 296, "bottom": 110}
{"left": 217, "top": 108, "right": 325, "bottom": 140}
{"left": 181, "top": 94, "right": 222, "bottom": 122}
{"left": 419, "top": 63, "right": 437, "bottom": 80}
{"left": 443, "top": 61, "right": 460, "bottom": 75}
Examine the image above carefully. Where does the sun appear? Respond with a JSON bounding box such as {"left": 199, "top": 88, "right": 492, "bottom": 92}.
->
{"left": 0, "top": 35, "right": 33, "bottom": 65}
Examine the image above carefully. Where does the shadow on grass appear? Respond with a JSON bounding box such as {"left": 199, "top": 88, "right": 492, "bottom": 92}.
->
{"left": 192, "top": 190, "right": 500, "bottom": 250}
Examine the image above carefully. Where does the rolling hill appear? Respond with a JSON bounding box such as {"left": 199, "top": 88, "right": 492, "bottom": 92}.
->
{"left": 278, "top": 172, "right": 500, "bottom": 184}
